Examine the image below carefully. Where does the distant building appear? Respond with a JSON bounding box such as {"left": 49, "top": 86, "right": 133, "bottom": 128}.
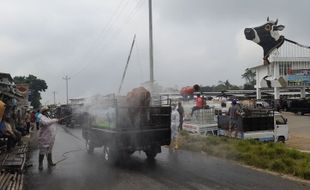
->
{"left": 0, "top": 72, "right": 21, "bottom": 102}
{"left": 0, "top": 72, "right": 13, "bottom": 85}
{"left": 69, "top": 98, "right": 85, "bottom": 105}
{"left": 0, "top": 72, "right": 25, "bottom": 116}
{"left": 251, "top": 42, "right": 310, "bottom": 99}
{"left": 16, "top": 83, "right": 31, "bottom": 107}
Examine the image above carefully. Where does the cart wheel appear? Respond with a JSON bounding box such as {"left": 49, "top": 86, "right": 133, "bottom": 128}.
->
{"left": 145, "top": 149, "right": 157, "bottom": 160}
{"left": 103, "top": 146, "right": 116, "bottom": 162}
{"left": 86, "top": 140, "right": 94, "bottom": 154}
{"left": 120, "top": 150, "right": 134, "bottom": 159}
{"left": 126, "top": 150, "right": 135, "bottom": 156}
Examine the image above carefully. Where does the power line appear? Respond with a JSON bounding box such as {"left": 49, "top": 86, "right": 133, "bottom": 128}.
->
{"left": 70, "top": 0, "right": 132, "bottom": 78}
{"left": 70, "top": 0, "right": 144, "bottom": 79}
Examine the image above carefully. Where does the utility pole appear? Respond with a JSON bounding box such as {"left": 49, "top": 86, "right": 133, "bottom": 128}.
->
{"left": 62, "top": 75, "right": 71, "bottom": 105}
{"left": 52, "top": 91, "right": 57, "bottom": 105}
{"left": 148, "top": 0, "right": 154, "bottom": 84}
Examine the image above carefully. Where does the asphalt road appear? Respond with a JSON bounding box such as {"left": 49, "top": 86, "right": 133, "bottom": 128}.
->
{"left": 25, "top": 126, "right": 310, "bottom": 190}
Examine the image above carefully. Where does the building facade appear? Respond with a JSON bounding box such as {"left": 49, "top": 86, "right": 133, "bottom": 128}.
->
{"left": 251, "top": 42, "right": 310, "bottom": 99}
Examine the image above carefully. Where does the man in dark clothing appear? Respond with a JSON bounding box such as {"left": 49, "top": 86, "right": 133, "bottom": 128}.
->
{"left": 177, "top": 101, "right": 184, "bottom": 131}
{"left": 228, "top": 99, "right": 241, "bottom": 138}
{"left": 0, "top": 102, "right": 21, "bottom": 152}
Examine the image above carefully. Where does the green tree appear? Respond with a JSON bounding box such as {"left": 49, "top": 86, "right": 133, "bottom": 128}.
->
{"left": 242, "top": 68, "right": 256, "bottom": 90}
{"left": 217, "top": 80, "right": 240, "bottom": 90}
{"left": 214, "top": 83, "right": 227, "bottom": 91}
{"left": 14, "top": 75, "right": 48, "bottom": 108}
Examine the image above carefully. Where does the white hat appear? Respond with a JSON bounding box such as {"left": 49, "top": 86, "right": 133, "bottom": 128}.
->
{"left": 40, "top": 106, "right": 49, "bottom": 112}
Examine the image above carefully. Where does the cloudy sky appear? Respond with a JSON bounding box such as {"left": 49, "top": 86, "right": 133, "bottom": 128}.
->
{"left": 1, "top": 0, "right": 310, "bottom": 104}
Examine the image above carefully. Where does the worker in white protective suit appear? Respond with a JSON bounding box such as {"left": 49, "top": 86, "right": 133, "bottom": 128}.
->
{"left": 37, "top": 106, "right": 59, "bottom": 170}
{"left": 170, "top": 104, "right": 180, "bottom": 150}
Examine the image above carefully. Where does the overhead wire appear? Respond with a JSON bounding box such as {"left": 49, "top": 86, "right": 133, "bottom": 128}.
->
{"left": 69, "top": 0, "right": 132, "bottom": 78}
{"left": 90, "top": 0, "right": 144, "bottom": 51}
{"left": 135, "top": 37, "right": 145, "bottom": 83}
{"left": 48, "top": 0, "right": 130, "bottom": 103}
{"left": 44, "top": 0, "right": 143, "bottom": 104}
{"left": 59, "top": 0, "right": 145, "bottom": 100}
{"left": 127, "top": 0, "right": 147, "bottom": 83}
{"left": 106, "top": 0, "right": 146, "bottom": 91}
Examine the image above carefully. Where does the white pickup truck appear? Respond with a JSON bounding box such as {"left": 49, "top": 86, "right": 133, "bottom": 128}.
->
{"left": 218, "top": 110, "right": 288, "bottom": 143}
{"left": 182, "top": 108, "right": 218, "bottom": 135}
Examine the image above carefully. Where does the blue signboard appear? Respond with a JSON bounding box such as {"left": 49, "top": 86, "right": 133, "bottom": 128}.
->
{"left": 287, "top": 69, "right": 310, "bottom": 84}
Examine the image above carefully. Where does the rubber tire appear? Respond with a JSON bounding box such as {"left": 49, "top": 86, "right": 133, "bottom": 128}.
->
{"left": 145, "top": 149, "right": 157, "bottom": 160}
{"left": 125, "top": 150, "right": 135, "bottom": 156}
{"left": 86, "top": 141, "right": 94, "bottom": 154}
{"left": 277, "top": 136, "right": 285, "bottom": 143}
{"left": 103, "top": 146, "right": 117, "bottom": 164}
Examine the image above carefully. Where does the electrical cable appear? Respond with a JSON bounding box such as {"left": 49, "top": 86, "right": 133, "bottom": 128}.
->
{"left": 70, "top": 0, "right": 144, "bottom": 79}
{"left": 70, "top": 0, "right": 133, "bottom": 78}
{"left": 54, "top": 125, "right": 86, "bottom": 164}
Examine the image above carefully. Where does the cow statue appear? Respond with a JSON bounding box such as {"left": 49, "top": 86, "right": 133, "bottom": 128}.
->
{"left": 244, "top": 17, "right": 285, "bottom": 65}
{"left": 244, "top": 17, "right": 310, "bottom": 65}
{"left": 126, "top": 87, "right": 151, "bottom": 127}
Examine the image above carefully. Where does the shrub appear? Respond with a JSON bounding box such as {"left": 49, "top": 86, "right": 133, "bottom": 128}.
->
{"left": 179, "top": 135, "right": 310, "bottom": 180}
{"left": 271, "top": 159, "right": 286, "bottom": 172}
{"left": 304, "top": 168, "right": 310, "bottom": 180}
{"left": 286, "top": 149, "right": 305, "bottom": 160}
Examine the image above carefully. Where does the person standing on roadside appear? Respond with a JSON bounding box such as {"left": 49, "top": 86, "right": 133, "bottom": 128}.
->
{"left": 0, "top": 101, "right": 21, "bottom": 151}
{"left": 30, "top": 110, "right": 36, "bottom": 131}
{"left": 24, "top": 110, "right": 31, "bottom": 134}
{"left": 170, "top": 104, "right": 180, "bottom": 150}
{"left": 35, "top": 110, "right": 41, "bottom": 130}
{"left": 37, "top": 107, "right": 59, "bottom": 170}
{"left": 0, "top": 100, "right": 5, "bottom": 122}
{"left": 177, "top": 101, "right": 184, "bottom": 131}
{"left": 228, "top": 99, "right": 241, "bottom": 138}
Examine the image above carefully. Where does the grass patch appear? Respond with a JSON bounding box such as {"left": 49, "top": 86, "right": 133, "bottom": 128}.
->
{"left": 178, "top": 131, "right": 310, "bottom": 180}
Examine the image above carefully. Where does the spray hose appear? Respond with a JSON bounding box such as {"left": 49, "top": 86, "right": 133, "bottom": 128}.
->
{"left": 55, "top": 148, "right": 84, "bottom": 164}
{"left": 54, "top": 125, "right": 87, "bottom": 164}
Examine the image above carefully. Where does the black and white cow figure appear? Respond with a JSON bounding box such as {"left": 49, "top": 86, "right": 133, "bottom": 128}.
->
{"left": 244, "top": 17, "right": 285, "bottom": 65}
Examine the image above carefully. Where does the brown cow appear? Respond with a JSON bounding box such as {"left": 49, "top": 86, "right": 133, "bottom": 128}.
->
{"left": 126, "top": 87, "right": 151, "bottom": 127}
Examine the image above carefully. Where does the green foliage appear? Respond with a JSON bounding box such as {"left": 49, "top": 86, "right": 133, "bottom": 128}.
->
{"left": 271, "top": 159, "right": 286, "bottom": 172}
{"left": 243, "top": 83, "right": 255, "bottom": 90}
{"left": 179, "top": 134, "right": 310, "bottom": 180}
{"left": 200, "top": 80, "right": 241, "bottom": 92}
{"left": 242, "top": 68, "right": 256, "bottom": 90}
{"left": 14, "top": 74, "right": 48, "bottom": 108}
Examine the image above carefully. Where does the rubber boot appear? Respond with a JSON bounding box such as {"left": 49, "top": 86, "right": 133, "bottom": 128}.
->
{"left": 47, "top": 153, "right": 56, "bottom": 167}
{"left": 39, "top": 154, "right": 44, "bottom": 170}
{"left": 170, "top": 139, "right": 174, "bottom": 150}
{"left": 174, "top": 137, "right": 179, "bottom": 149}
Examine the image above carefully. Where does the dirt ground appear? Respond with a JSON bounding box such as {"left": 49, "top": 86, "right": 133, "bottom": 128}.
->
{"left": 282, "top": 112, "right": 310, "bottom": 151}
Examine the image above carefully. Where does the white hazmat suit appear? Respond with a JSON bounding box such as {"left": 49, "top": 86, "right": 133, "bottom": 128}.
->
{"left": 170, "top": 106, "right": 180, "bottom": 149}
{"left": 37, "top": 112, "right": 58, "bottom": 170}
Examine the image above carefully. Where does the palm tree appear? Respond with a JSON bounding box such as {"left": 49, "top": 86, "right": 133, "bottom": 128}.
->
{"left": 242, "top": 68, "right": 256, "bottom": 89}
